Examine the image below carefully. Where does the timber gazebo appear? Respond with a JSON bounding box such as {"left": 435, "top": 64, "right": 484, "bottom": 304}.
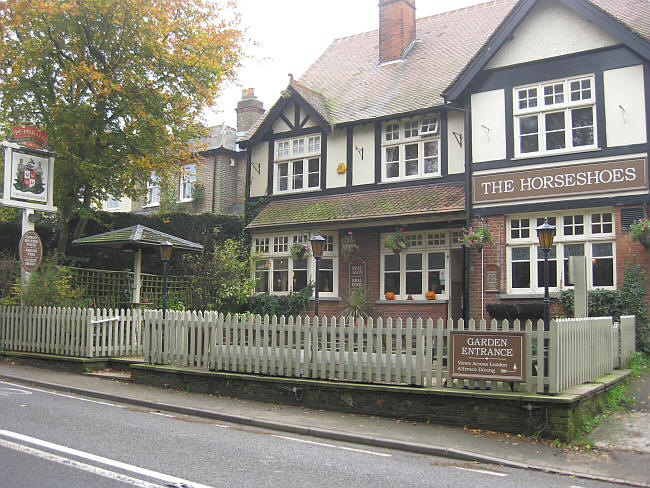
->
{"left": 72, "top": 225, "right": 203, "bottom": 305}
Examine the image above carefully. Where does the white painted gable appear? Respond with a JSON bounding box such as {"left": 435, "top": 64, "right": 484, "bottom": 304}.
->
{"left": 486, "top": 0, "right": 620, "bottom": 70}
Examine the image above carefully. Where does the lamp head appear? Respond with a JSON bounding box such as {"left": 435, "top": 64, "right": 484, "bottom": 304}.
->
{"left": 536, "top": 218, "right": 556, "bottom": 250}
{"left": 159, "top": 240, "right": 173, "bottom": 261}
{"left": 310, "top": 232, "right": 326, "bottom": 258}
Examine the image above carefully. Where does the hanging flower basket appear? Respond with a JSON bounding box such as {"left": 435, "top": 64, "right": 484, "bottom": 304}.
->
{"left": 340, "top": 232, "right": 360, "bottom": 257}
{"left": 630, "top": 218, "right": 650, "bottom": 250}
{"left": 384, "top": 228, "right": 408, "bottom": 254}
{"left": 458, "top": 223, "right": 493, "bottom": 250}
{"left": 289, "top": 242, "right": 310, "bottom": 259}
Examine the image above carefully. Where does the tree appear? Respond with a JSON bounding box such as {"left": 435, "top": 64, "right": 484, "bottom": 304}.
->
{"left": 0, "top": 0, "right": 243, "bottom": 254}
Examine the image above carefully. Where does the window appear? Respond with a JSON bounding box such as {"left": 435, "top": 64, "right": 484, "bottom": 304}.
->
{"left": 507, "top": 210, "right": 615, "bottom": 292}
{"left": 252, "top": 232, "right": 338, "bottom": 297}
{"left": 382, "top": 114, "right": 441, "bottom": 181}
{"left": 179, "top": 163, "right": 196, "bottom": 201}
{"left": 105, "top": 195, "right": 120, "bottom": 210}
{"left": 381, "top": 230, "right": 456, "bottom": 299}
{"left": 145, "top": 172, "right": 160, "bottom": 206}
{"left": 274, "top": 135, "right": 321, "bottom": 193}
{"left": 514, "top": 75, "right": 596, "bottom": 157}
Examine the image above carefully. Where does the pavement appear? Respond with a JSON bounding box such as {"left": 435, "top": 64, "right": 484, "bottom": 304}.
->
{"left": 0, "top": 359, "right": 649, "bottom": 487}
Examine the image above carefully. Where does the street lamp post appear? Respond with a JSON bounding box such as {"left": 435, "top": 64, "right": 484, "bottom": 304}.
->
{"left": 536, "top": 218, "right": 556, "bottom": 331}
{"left": 159, "top": 240, "right": 173, "bottom": 319}
{"left": 309, "top": 233, "right": 326, "bottom": 317}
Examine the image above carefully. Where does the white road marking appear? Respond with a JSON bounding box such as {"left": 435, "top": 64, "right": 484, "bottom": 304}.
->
{"left": 271, "top": 434, "right": 392, "bottom": 457}
{"left": 150, "top": 412, "right": 175, "bottom": 418}
{"left": 0, "top": 387, "right": 33, "bottom": 396}
{"left": 454, "top": 466, "right": 507, "bottom": 477}
{"left": 0, "top": 430, "right": 216, "bottom": 488}
{"left": 0, "top": 438, "right": 164, "bottom": 488}
{"left": 0, "top": 380, "right": 125, "bottom": 408}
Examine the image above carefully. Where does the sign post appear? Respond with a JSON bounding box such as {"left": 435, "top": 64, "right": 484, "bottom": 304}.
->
{"left": 1, "top": 125, "right": 56, "bottom": 289}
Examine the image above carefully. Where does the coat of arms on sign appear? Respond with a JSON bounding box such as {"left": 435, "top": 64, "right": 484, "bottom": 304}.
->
{"left": 14, "top": 157, "right": 45, "bottom": 195}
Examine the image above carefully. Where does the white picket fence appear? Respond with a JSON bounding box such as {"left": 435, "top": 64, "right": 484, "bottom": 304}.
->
{"left": 0, "top": 306, "right": 143, "bottom": 358}
{"left": 142, "top": 310, "right": 636, "bottom": 394}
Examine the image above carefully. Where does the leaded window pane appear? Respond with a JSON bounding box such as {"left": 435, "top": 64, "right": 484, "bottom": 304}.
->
{"left": 423, "top": 140, "right": 438, "bottom": 174}
{"left": 405, "top": 143, "right": 418, "bottom": 176}
{"left": 385, "top": 146, "right": 399, "bottom": 178}
{"left": 571, "top": 107, "right": 594, "bottom": 146}
{"left": 519, "top": 116, "right": 539, "bottom": 153}
{"left": 545, "top": 112, "right": 566, "bottom": 150}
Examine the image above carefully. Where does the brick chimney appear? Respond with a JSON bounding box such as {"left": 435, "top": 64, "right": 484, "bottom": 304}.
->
{"left": 235, "top": 88, "right": 264, "bottom": 135}
{"left": 379, "top": 0, "right": 416, "bottom": 64}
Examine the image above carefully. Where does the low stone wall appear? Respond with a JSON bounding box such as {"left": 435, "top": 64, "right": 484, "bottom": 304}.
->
{"left": 130, "top": 363, "right": 628, "bottom": 442}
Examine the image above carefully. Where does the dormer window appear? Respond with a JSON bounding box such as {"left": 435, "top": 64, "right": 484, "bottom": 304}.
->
{"left": 381, "top": 114, "right": 441, "bottom": 182}
{"left": 274, "top": 134, "right": 321, "bottom": 194}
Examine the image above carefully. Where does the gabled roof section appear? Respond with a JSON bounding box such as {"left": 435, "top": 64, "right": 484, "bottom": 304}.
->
{"left": 297, "top": 0, "right": 520, "bottom": 125}
{"left": 190, "top": 124, "right": 237, "bottom": 152}
{"left": 247, "top": 183, "right": 465, "bottom": 230}
{"left": 238, "top": 79, "right": 332, "bottom": 146}
{"left": 445, "top": 0, "right": 650, "bottom": 102}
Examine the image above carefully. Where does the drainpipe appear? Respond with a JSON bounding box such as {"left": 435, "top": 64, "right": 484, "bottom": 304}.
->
{"left": 212, "top": 154, "right": 217, "bottom": 213}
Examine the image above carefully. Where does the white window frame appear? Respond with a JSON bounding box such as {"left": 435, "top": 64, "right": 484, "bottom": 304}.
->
{"left": 381, "top": 113, "right": 441, "bottom": 182}
{"left": 274, "top": 135, "right": 321, "bottom": 194}
{"left": 380, "top": 229, "right": 460, "bottom": 300}
{"left": 513, "top": 75, "right": 597, "bottom": 158}
{"left": 144, "top": 172, "right": 160, "bottom": 207}
{"left": 179, "top": 163, "right": 197, "bottom": 202}
{"left": 105, "top": 194, "right": 120, "bottom": 211}
{"left": 506, "top": 210, "right": 616, "bottom": 293}
{"left": 252, "top": 232, "right": 338, "bottom": 298}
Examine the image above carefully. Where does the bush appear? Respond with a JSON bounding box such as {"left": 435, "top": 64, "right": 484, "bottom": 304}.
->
{"left": 19, "top": 259, "right": 91, "bottom": 308}
{"left": 558, "top": 289, "right": 622, "bottom": 319}
{"left": 0, "top": 253, "right": 21, "bottom": 305}
{"left": 248, "top": 284, "right": 314, "bottom": 318}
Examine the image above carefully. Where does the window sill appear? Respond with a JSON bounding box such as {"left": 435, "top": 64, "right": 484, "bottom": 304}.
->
{"left": 379, "top": 175, "right": 442, "bottom": 184}
{"left": 273, "top": 188, "right": 321, "bottom": 196}
{"left": 499, "top": 293, "right": 561, "bottom": 299}
{"left": 142, "top": 203, "right": 159, "bottom": 208}
{"left": 375, "top": 299, "right": 448, "bottom": 304}
{"left": 511, "top": 147, "right": 600, "bottom": 160}
{"left": 311, "top": 296, "right": 341, "bottom": 302}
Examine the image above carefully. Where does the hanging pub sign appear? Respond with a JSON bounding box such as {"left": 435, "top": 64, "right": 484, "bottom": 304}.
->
{"left": 450, "top": 331, "right": 525, "bottom": 382}
{"left": 1, "top": 126, "right": 57, "bottom": 212}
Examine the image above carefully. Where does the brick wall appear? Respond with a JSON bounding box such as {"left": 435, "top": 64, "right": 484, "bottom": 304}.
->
{"left": 378, "top": 0, "right": 416, "bottom": 63}
{"left": 615, "top": 204, "right": 650, "bottom": 311}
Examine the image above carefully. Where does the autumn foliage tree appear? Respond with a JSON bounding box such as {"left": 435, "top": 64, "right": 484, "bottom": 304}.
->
{"left": 0, "top": 0, "right": 243, "bottom": 253}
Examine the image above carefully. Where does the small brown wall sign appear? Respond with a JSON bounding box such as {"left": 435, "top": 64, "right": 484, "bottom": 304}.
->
{"left": 19, "top": 230, "right": 43, "bottom": 272}
{"left": 349, "top": 257, "right": 366, "bottom": 289}
{"left": 450, "top": 331, "right": 525, "bottom": 382}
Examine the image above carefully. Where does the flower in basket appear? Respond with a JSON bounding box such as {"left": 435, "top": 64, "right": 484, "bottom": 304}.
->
{"left": 384, "top": 228, "right": 408, "bottom": 253}
{"left": 630, "top": 218, "right": 650, "bottom": 249}
{"left": 458, "top": 223, "right": 493, "bottom": 248}
{"left": 290, "top": 241, "right": 311, "bottom": 259}
{"left": 341, "top": 231, "right": 360, "bottom": 257}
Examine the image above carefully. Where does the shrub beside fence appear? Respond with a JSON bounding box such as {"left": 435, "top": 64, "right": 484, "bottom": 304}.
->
{"left": 0, "top": 306, "right": 143, "bottom": 358}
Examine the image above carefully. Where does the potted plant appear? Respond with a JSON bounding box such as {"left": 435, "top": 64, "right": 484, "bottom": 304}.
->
{"left": 290, "top": 241, "right": 310, "bottom": 259}
{"left": 630, "top": 218, "right": 650, "bottom": 249}
{"left": 340, "top": 232, "right": 360, "bottom": 257}
{"left": 458, "top": 223, "right": 493, "bottom": 249}
{"left": 384, "top": 228, "right": 408, "bottom": 254}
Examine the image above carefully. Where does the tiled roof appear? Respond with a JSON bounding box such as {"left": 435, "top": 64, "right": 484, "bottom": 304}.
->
{"left": 191, "top": 124, "right": 238, "bottom": 152}
{"left": 247, "top": 184, "right": 465, "bottom": 229}
{"left": 588, "top": 0, "right": 650, "bottom": 41}
{"left": 298, "top": 0, "right": 520, "bottom": 125}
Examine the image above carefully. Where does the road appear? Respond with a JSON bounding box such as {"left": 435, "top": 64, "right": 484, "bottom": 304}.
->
{"left": 0, "top": 380, "right": 620, "bottom": 488}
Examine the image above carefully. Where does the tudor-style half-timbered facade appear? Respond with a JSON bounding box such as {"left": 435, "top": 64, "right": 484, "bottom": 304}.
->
{"left": 241, "top": 0, "right": 650, "bottom": 321}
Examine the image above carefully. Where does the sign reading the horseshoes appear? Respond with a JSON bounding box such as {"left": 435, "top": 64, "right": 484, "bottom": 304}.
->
{"left": 473, "top": 158, "right": 648, "bottom": 204}
{"left": 450, "top": 331, "right": 525, "bottom": 382}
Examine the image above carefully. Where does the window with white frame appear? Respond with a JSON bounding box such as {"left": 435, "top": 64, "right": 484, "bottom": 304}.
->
{"left": 105, "top": 195, "right": 120, "bottom": 210}
{"left": 145, "top": 172, "right": 160, "bottom": 206}
{"left": 506, "top": 210, "right": 615, "bottom": 293}
{"left": 253, "top": 232, "right": 338, "bottom": 297}
{"left": 274, "top": 134, "right": 321, "bottom": 194}
{"left": 381, "top": 114, "right": 441, "bottom": 182}
{"left": 513, "top": 75, "right": 597, "bottom": 157}
{"left": 179, "top": 163, "right": 196, "bottom": 201}
{"left": 380, "top": 229, "right": 460, "bottom": 299}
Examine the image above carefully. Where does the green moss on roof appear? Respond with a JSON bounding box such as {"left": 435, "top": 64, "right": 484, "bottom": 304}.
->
{"left": 247, "top": 184, "right": 465, "bottom": 229}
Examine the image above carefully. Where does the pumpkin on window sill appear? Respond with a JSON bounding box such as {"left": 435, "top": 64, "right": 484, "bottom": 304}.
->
{"left": 425, "top": 291, "right": 436, "bottom": 300}
{"left": 385, "top": 292, "right": 395, "bottom": 300}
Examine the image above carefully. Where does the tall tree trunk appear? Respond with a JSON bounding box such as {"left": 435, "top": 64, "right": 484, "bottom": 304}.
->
{"left": 56, "top": 208, "right": 71, "bottom": 259}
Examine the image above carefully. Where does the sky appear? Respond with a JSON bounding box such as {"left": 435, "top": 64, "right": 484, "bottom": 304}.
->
{"left": 205, "top": 0, "right": 488, "bottom": 128}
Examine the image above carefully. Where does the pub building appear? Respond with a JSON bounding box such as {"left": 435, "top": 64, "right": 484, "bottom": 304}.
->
{"left": 239, "top": 0, "right": 650, "bottom": 321}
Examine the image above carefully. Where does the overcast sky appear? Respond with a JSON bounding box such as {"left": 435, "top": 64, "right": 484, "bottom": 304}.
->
{"left": 205, "top": 0, "right": 488, "bottom": 128}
